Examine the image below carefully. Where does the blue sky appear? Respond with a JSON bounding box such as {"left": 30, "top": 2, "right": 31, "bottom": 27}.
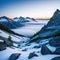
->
{"left": 0, "top": 0, "right": 60, "bottom": 19}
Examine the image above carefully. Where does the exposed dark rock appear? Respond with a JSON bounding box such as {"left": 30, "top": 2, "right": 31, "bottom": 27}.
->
{"left": 33, "top": 45, "right": 41, "bottom": 48}
{"left": 0, "top": 36, "right": 13, "bottom": 47}
{"left": 53, "top": 47, "right": 60, "bottom": 54}
{"left": 28, "top": 52, "right": 38, "bottom": 59}
{"left": 51, "top": 56, "right": 60, "bottom": 60}
{"left": 41, "top": 45, "right": 52, "bottom": 55}
{"left": 0, "top": 42, "right": 7, "bottom": 51}
{"left": 49, "top": 36, "right": 60, "bottom": 47}
{"left": 9, "top": 53, "right": 20, "bottom": 60}
{"left": 22, "top": 48, "right": 27, "bottom": 51}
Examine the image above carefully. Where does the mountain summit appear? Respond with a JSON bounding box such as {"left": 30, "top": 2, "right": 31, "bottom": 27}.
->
{"left": 47, "top": 9, "right": 60, "bottom": 26}
{"left": 30, "top": 9, "right": 60, "bottom": 42}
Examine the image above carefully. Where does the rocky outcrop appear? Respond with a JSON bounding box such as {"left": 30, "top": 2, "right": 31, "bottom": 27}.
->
{"left": 0, "top": 36, "right": 13, "bottom": 47}
{"left": 9, "top": 53, "right": 20, "bottom": 60}
{"left": 49, "top": 37, "right": 60, "bottom": 47}
{"left": 51, "top": 56, "right": 60, "bottom": 60}
{"left": 41, "top": 45, "right": 52, "bottom": 55}
{"left": 28, "top": 52, "right": 38, "bottom": 59}
{"left": 53, "top": 47, "right": 60, "bottom": 54}
{"left": 0, "top": 42, "right": 7, "bottom": 51}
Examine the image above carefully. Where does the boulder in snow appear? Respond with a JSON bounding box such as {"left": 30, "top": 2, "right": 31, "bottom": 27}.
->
{"left": 41, "top": 45, "right": 52, "bottom": 55}
{"left": 53, "top": 47, "right": 60, "bottom": 54}
{"left": 22, "top": 48, "right": 27, "bottom": 51}
{"left": 9, "top": 53, "right": 21, "bottom": 60}
{"left": 0, "top": 42, "right": 7, "bottom": 51}
{"left": 51, "top": 56, "right": 60, "bottom": 60}
{"left": 49, "top": 37, "right": 60, "bottom": 47}
{"left": 28, "top": 52, "right": 38, "bottom": 59}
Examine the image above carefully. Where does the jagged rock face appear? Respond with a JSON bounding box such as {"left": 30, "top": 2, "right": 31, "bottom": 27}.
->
{"left": 48, "top": 9, "right": 60, "bottom": 26}
{"left": 30, "top": 9, "right": 60, "bottom": 42}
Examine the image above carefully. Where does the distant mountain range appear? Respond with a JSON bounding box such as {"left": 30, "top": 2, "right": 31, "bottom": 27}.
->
{"left": 13, "top": 16, "right": 36, "bottom": 22}
{"left": 0, "top": 16, "right": 36, "bottom": 29}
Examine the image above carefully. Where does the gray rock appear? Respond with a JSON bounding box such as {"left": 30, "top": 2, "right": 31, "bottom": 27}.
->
{"left": 22, "top": 48, "right": 27, "bottom": 51}
{"left": 53, "top": 47, "right": 60, "bottom": 54}
{"left": 41, "top": 45, "right": 52, "bottom": 55}
{"left": 0, "top": 42, "right": 7, "bottom": 51}
{"left": 51, "top": 56, "right": 60, "bottom": 60}
{"left": 33, "top": 45, "right": 41, "bottom": 48}
{"left": 28, "top": 52, "right": 38, "bottom": 59}
{"left": 49, "top": 37, "right": 60, "bottom": 47}
{"left": 9, "top": 53, "right": 20, "bottom": 60}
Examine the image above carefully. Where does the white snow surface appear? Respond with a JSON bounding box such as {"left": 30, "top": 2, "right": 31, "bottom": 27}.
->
{"left": 0, "top": 45, "right": 59, "bottom": 60}
{"left": 0, "top": 20, "right": 58, "bottom": 60}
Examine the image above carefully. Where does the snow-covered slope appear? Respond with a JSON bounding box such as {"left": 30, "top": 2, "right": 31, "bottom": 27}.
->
{"left": 1, "top": 9, "right": 60, "bottom": 60}
{"left": 0, "top": 19, "right": 58, "bottom": 60}
{"left": 0, "top": 43, "right": 59, "bottom": 60}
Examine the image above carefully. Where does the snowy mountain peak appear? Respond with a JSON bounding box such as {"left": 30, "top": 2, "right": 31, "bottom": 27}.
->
{"left": 55, "top": 9, "right": 60, "bottom": 13}
{"left": 0, "top": 16, "right": 12, "bottom": 22}
{"left": 47, "top": 9, "right": 60, "bottom": 26}
{"left": 53, "top": 9, "right": 60, "bottom": 17}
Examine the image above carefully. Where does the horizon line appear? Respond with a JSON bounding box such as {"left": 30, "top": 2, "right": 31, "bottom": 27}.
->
{"left": 0, "top": 16, "right": 50, "bottom": 20}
